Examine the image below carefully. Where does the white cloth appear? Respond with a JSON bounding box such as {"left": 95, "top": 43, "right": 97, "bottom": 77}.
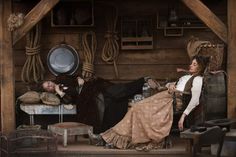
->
{"left": 175, "top": 75, "right": 192, "bottom": 92}
{"left": 183, "top": 76, "right": 203, "bottom": 115}
{"left": 174, "top": 75, "right": 203, "bottom": 115}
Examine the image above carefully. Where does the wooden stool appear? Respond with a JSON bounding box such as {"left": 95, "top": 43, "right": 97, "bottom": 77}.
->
{"left": 48, "top": 122, "right": 93, "bottom": 147}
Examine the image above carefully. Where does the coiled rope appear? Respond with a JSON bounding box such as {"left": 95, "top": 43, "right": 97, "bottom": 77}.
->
{"left": 21, "top": 23, "right": 45, "bottom": 83}
{"left": 101, "top": 6, "right": 119, "bottom": 78}
{"left": 81, "top": 31, "right": 97, "bottom": 79}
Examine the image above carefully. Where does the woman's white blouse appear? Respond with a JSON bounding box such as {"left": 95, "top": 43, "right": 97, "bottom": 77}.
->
{"left": 175, "top": 75, "right": 203, "bottom": 115}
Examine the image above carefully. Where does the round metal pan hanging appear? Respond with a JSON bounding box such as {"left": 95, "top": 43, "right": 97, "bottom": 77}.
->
{"left": 47, "top": 44, "right": 79, "bottom": 76}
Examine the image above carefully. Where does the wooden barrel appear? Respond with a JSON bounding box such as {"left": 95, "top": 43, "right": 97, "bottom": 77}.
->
{"left": 202, "top": 71, "right": 227, "bottom": 121}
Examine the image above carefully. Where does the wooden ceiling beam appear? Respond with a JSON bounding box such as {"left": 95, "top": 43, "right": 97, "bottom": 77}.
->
{"left": 12, "top": 0, "right": 59, "bottom": 45}
{"left": 181, "top": 0, "right": 228, "bottom": 44}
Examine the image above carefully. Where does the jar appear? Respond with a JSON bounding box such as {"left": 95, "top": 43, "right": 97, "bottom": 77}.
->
{"left": 142, "top": 83, "right": 151, "bottom": 98}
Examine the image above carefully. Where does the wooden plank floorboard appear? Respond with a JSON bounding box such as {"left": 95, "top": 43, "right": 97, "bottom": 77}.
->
{"left": 56, "top": 136, "right": 190, "bottom": 157}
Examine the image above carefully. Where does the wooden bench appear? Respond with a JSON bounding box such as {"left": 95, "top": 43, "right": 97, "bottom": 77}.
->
{"left": 48, "top": 122, "right": 93, "bottom": 147}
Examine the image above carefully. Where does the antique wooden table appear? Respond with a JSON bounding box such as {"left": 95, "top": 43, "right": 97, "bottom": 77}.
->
{"left": 20, "top": 104, "right": 77, "bottom": 125}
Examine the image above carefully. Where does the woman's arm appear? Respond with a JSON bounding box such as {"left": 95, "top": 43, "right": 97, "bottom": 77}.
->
{"left": 178, "top": 76, "right": 203, "bottom": 130}
{"left": 54, "top": 84, "right": 73, "bottom": 104}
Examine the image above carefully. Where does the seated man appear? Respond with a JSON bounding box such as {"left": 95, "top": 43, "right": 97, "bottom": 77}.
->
{"left": 42, "top": 75, "right": 158, "bottom": 133}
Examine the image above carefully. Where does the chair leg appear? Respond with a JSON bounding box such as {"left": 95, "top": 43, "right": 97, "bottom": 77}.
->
{"left": 163, "top": 136, "right": 172, "bottom": 148}
{"left": 193, "top": 144, "right": 201, "bottom": 157}
{"left": 216, "top": 140, "right": 224, "bottom": 157}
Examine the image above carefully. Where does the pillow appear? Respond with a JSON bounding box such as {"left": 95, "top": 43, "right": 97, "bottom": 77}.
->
{"left": 18, "top": 91, "right": 41, "bottom": 104}
{"left": 40, "top": 92, "right": 60, "bottom": 105}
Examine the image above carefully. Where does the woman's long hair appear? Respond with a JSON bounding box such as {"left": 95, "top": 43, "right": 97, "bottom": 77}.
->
{"left": 192, "top": 55, "right": 210, "bottom": 76}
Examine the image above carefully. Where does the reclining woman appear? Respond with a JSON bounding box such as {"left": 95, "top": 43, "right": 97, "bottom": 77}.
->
{"left": 42, "top": 75, "right": 159, "bottom": 133}
{"left": 89, "top": 55, "right": 209, "bottom": 150}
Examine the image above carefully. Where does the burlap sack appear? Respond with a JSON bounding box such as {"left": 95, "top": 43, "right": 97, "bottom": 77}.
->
{"left": 40, "top": 92, "right": 60, "bottom": 105}
{"left": 18, "top": 91, "right": 41, "bottom": 104}
{"left": 187, "top": 37, "right": 224, "bottom": 71}
{"left": 198, "top": 45, "right": 224, "bottom": 71}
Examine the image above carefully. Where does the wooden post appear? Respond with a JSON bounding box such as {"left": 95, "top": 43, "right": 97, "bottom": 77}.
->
{"left": 227, "top": 0, "right": 236, "bottom": 119}
{"left": 0, "top": 0, "right": 15, "bottom": 133}
{"left": 0, "top": 0, "right": 2, "bottom": 132}
{"left": 181, "top": 0, "right": 228, "bottom": 44}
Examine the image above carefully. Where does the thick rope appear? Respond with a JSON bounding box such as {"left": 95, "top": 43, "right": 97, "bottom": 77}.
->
{"left": 21, "top": 23, "right": 45, "bottom": 83}
{"left": 81, "top": 31, "right": 97, "bottom": 79}
{"left": 101, "top": 6, "right": 119, "bottom": 78}
{"left": 7, "top": 13, "right": 24, "bottom": 31}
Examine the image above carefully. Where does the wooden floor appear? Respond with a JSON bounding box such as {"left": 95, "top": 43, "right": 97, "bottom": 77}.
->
{"left": 56, "top": 136, "right": 192, "bottom": 157}
{"left": 0, "top": 135, "right": 214, "bottom": 157}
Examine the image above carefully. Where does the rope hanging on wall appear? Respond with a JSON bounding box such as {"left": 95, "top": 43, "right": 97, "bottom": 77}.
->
{"left": 101, "top": 6, "right": 119, "bottom": 78}
{"left": 81, "top": 31, "right": 97, "bottom": 79}
{"left": 21, "top": 23, "right": 45, "bottom": 83}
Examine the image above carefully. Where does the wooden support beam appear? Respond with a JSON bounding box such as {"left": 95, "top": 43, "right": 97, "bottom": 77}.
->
{"left": 0, "top": 0, "right": 15, "bottom": 133}
{"left": 181, "top": 0, "right": 228, "bottom": 43}
{"left": 0, "top": 0, "right": 2, "bottom": 132}
{"left": 13, "top": 0, "right": 59, "bottom": 45}
{"left": 227, "top": 0, "right": 236, "bottom": 119}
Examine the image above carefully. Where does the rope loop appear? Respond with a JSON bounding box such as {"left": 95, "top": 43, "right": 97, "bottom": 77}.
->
{"left": 101, "top": 6, "right": 119, "bottom": 78}
{"left": 82, "top": 62, "right": 94, "bottom": 74}
{"left": 25, "top": 45, "right": 41, "bottom": 55}
{"left": 81, "top": 31, "right": 97, "bottom": 79}
{"left": 104, "top": 31, "right": 118, "bottom": 40}
{"left": 21, "top": 23, "right": 45, "bottom": 83}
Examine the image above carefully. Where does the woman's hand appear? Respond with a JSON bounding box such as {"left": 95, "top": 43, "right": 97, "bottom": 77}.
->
{"left": 178, "top": 113, "right": 186, "bottom": 131}
{"left": 55, "top": 84, "right": 65, "bottom": 97}
{"left": 166, "top": 82, "right": 176, "bottom": 94}
{"left": 54, "top": 84, "right": 61, "bottom": 93}
{"left": 77, "top": 77, "right": 85, "bottom": 86}
{"left": 176, "top": 68, "right": 189, "bottom": 73}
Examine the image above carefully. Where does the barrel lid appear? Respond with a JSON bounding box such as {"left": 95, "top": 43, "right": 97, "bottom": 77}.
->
{"left": 205, "top": 118, "right": 236, "bottom": 127}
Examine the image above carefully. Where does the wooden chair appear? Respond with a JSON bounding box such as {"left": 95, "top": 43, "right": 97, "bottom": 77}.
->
{"left": 0, "top": 132, "right": 8, "bottom": 157}
{"left": 193, "top": 126, "right": 226, "bottom": 157}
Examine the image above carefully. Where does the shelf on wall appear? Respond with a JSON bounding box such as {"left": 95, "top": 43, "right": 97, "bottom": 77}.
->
{"left": 156, "top": 26, "right": 208, "bottom": 30}
{"left": 156, "top": 26, "right": 208, "bottom": 37}
{"left": 164, "top": 27, "right": 183, "bottom": 37}
{"left": 121, "top": 16, "right": 153, "bottom": 50}
{"left": 121, "top": 37, "right": 153, "bottom": 50}
{"left": 51, "top": 0, "right": 94, "bottom": 27}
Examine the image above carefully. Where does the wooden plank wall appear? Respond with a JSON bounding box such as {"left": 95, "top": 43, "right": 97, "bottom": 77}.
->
{"left": 13, "top": 0, "right": 226, "bottom": 97}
